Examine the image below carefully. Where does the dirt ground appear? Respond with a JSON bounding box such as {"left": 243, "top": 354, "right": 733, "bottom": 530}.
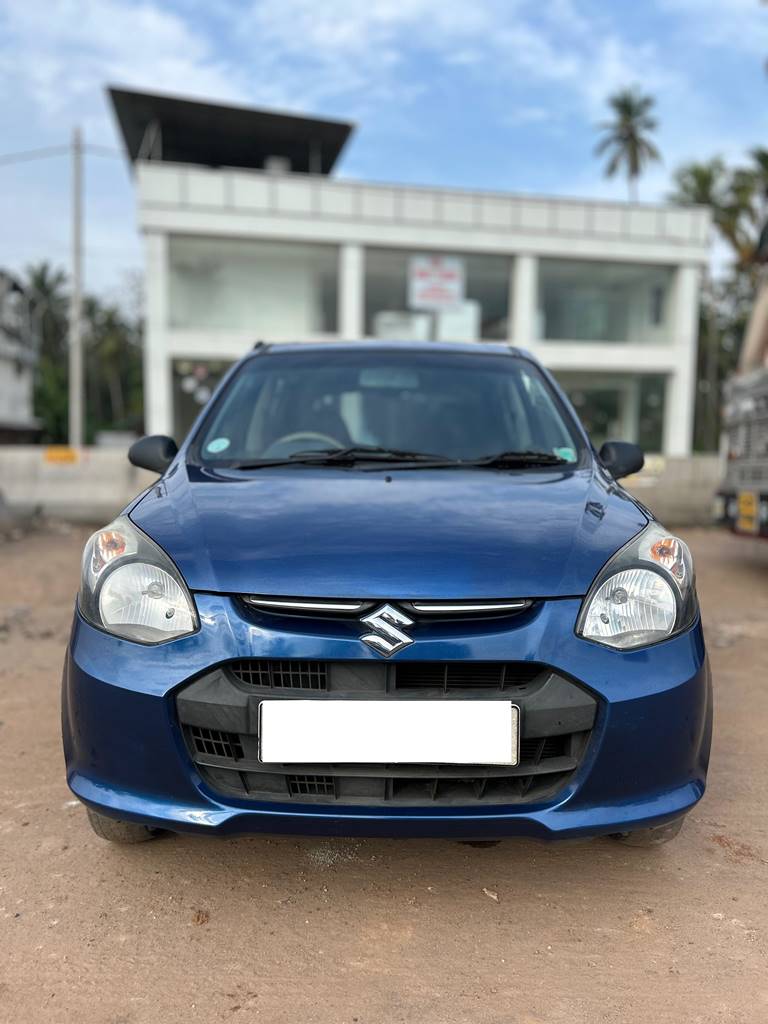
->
{"left": 1, "top": 525, "right": 767, "bottom": 1024}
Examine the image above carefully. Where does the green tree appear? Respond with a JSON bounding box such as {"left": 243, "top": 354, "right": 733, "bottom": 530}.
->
{"left": 671, "top": 152, "right": 768, "bottom": 275}
{"left": 26, "top": 263, "right": 69, "bottom": 443}
{"left": 594, "top": 88, "right": 661, "bottom": 202}
{"left": 668, "top": 158, "right": 727, "bottom": 213}
{"left": 84, "top": 297, "right": 143, "bottom": 439}
{"left": 22, "top": 262, "right": 144, "bottom": 444}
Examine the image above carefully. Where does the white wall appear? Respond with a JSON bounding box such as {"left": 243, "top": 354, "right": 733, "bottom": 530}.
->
{"left": 0, "top": 446, "right": 155, "bottom": 521}
{"left": 0, "top": 350, "right": 36, "bottom": 429}
{"left": 168, "top": 236, "right": 335, "bottom": 335}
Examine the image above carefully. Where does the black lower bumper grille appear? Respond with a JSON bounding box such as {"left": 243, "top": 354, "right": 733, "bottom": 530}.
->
{"left": 225, "top": 659, "right": 543, "bottom": 693}
{"left": 287, "top": 774, "right": 336, "bottom": 798}
{"left": 230, "top": 660, "right": 328, "bottom": 690}
{"left": 393, "top": 661, "right": 543, "bottom": 690}
{"left": 189, "top": 726, "right": 244, "bottom": 761}
{"left": 177, "top": 661, "right": 597, "bottom": 807}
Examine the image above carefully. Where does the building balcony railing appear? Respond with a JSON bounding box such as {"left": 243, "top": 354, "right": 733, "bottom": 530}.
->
{"left": 137, "top": 162, "right": 711, "bottom": 251}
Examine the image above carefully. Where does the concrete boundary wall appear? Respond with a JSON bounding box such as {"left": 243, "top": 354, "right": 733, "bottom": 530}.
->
{"left": 623, "top": 454, "right": 720, "bottom": 527}
{"left": 0, "top": 446, "right": 721, "bottom": 528}
{"left": 0, "top": 447, "right": 156, "bottom": 523}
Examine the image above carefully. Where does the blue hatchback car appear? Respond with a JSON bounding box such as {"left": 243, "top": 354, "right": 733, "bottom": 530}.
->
{"left": 62, "top": 341, "right": 712, "bottom": 846}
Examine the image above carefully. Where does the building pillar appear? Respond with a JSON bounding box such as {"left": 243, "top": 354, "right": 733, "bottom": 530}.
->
{"left": 143, "top": 232, "right": 173, "bottom": 437}
{"left": 662, "top": 264, "right": 700, "bottom": 457}
{"left": 621, "top": 377, "right": 641, "bottom": 444}
{"left": 339, "top": 243, "right": 364, "bottom": 340}
{"left": 510, "top": 254, "right": 538, "bottom": 347}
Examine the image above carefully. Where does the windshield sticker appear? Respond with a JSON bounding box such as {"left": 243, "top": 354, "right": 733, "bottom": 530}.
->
{"left": 206, "top": 437, "right": 231, "bottom": 455}
{"left": 553, "top": 446, "right": 578, "bottom": 463}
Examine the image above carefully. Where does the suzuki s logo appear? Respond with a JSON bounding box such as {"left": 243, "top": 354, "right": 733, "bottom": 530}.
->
{"left": 360, "top": 604, "right": 414, "bottom": 657}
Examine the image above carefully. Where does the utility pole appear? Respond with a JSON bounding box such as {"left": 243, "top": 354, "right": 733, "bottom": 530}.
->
{"left": 68, "top": 126, "right": 84, "bottom": 449}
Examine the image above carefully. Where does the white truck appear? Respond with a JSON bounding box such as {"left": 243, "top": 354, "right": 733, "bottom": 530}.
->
{"left": 717, "top": 366, "right": 768, "bottom": 538}
{"left": 716, "top": 263, "right": 768, "bottom": 539}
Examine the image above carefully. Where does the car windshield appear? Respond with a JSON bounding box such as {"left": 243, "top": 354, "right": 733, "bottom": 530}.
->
{"left": 193, "top": 348, "right": 583, "bottom": 466}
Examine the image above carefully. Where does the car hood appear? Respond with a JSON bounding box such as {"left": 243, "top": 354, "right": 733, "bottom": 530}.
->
{"left": 129, "top": 464, "right": 647, "bottom": 600}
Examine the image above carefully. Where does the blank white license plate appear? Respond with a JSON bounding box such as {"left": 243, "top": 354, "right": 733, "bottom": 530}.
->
{"left": 258, "top": 700, "right": 519, "bottom": 766}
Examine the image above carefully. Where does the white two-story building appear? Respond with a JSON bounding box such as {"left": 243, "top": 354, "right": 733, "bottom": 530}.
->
{"left": 111, "top": 88, "right": 711, "bottom": 454}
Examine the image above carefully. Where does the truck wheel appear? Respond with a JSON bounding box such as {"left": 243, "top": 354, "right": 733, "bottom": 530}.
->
{"left": 610, "top": 816, "right": 685, "bottom": 847}
{"left": 86, "top": 806, "right": 160, "bottom": 843}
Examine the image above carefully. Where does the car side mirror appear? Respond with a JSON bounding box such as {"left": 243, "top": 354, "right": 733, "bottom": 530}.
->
{"left": 128, "top": 435, "right": 178, "bottom": 475}
{"left": 598, "top": 441, "right": 644, "bottom": 480}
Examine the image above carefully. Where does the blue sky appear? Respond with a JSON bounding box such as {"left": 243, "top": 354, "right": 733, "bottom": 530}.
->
{"left": 0, "top": 0, "right": 766, "bottom": 301}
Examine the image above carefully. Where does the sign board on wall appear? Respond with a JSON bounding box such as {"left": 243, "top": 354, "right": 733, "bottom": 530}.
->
{"left": 408, "top": 255, "right": 465, "bottom": 311}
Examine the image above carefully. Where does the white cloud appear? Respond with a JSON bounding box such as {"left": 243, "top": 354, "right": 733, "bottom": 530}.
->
{"left": 505, "top": 105, "right": 558, "bottom": 126}
{"left": 0, "top": 0, "right": 245, "bottom": 138}
{"left": 657, "top": 0, "right": 768, "bottom": 56}
{"left": 242, "top": 0, "right": 680, "bottom": 119}
{"left": 0, "top": 0, "right": 696, "bottom": 139}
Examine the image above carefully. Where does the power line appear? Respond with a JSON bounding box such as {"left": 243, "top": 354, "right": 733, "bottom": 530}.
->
{"left": 83, "top": 143, "right": 126, "bottom": 158}
{"left": 0, "top": 143, "right": 69, "bottom": 167}
{"left": 0, "top": 142, "right": 126, "bottom": 166}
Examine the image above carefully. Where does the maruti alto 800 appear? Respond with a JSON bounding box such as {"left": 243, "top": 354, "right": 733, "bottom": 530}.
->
{"left": 62, "top": 342, "right": 711, "bottom": 846}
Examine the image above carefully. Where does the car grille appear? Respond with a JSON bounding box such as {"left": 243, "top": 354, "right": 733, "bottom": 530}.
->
{"left": 287, "top": 774, "right": 337, "bottom": 798}
{"left": 188, "top": 726, "right": 244, "bottom": 761}
{"left": 226, "top": 659, "right": 543, "bottom": 692}
{"left": 177, "top": 661, "right": 597, "bottom": 807}
{"left": 230, "top": 660, "right": 329, "bottom": 690}
{"left": 261, "top": 735, "right": 577, "bottom": 803}
{"left": 393, "top": 661, "right": 542, "bottom": 690}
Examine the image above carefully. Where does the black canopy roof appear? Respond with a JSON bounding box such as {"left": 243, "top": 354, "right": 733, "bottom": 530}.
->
{"left": 108, "top": 87, "right": 354, "bottom": 175}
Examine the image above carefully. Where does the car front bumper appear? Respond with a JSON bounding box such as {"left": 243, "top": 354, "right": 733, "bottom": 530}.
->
{"left": 62, "top": 595, "right": 712, "bottom": 841}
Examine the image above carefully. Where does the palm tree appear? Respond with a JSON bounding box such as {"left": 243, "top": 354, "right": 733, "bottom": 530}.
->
{"left": 594, "top": 88, "right": 661, "bottom": 202}
{"left": 669, "top": 158, "right": 737, "bottom": 248}
{"left": 669, "top": 157, "right": 762, "bottom": 273}
{"left": 668, "top": 158, "right": 727, "bottom": 208}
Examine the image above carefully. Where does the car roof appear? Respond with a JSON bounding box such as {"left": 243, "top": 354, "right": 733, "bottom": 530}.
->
{"left": 249, "top": 340, "right": 534, "bottom": 360}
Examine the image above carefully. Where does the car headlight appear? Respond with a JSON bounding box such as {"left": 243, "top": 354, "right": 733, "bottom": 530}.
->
{"left": 576, "top": 523, "right": 698, "bottom": 650}
{"left": 79, "top": 516, "right": 198, "bottom": 644}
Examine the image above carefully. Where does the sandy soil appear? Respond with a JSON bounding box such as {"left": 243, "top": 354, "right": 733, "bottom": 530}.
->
{"left": 1, "top": 525, "right": 767, "bottom": 1024}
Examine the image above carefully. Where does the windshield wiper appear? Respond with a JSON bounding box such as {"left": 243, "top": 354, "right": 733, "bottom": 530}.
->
{"left": 359, "top": 449, "right": 571, "bottom": 471}
{"left": 228, "top": 447, "right": 570, "bottom": 471}
{"left": 229, "top": 445, "right": 456, "bottom": 469}
{"left": 463, "top": 450, "right": 570, "bottom": 468}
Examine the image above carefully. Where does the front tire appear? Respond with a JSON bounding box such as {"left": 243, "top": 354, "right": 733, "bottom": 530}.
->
{"left": 610, "top": 815, "right": 685, "bottom": 847}
{"left": 86, "top": 807, "right": 160, "bottom": 844}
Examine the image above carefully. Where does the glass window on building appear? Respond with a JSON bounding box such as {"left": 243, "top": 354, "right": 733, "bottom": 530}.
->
{"left": 168, "top": 237, "right": 338, "bottom": 335}
{"left": 364, "top": 249, "right": 511, "bottom": 341}
{"left": 538, "top": 260, "right": 674, "bottom": 344}
{"left": 172, "top": 359, "right": 233, "bottom": 441}
{"left": 555, "top": 372, "right": 666, "bottom": 453}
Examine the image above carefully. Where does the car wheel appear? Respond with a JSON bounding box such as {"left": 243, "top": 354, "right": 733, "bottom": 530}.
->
{"left": 86, "top": 807, "right": 161, "bottom": 844}
{"left": 610, "top": 816, "right": 685, "bottom": 847}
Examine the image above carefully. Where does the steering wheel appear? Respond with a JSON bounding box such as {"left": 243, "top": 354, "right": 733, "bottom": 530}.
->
{"left": 261, "top": 431, "right": 345, "bottom": 459}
